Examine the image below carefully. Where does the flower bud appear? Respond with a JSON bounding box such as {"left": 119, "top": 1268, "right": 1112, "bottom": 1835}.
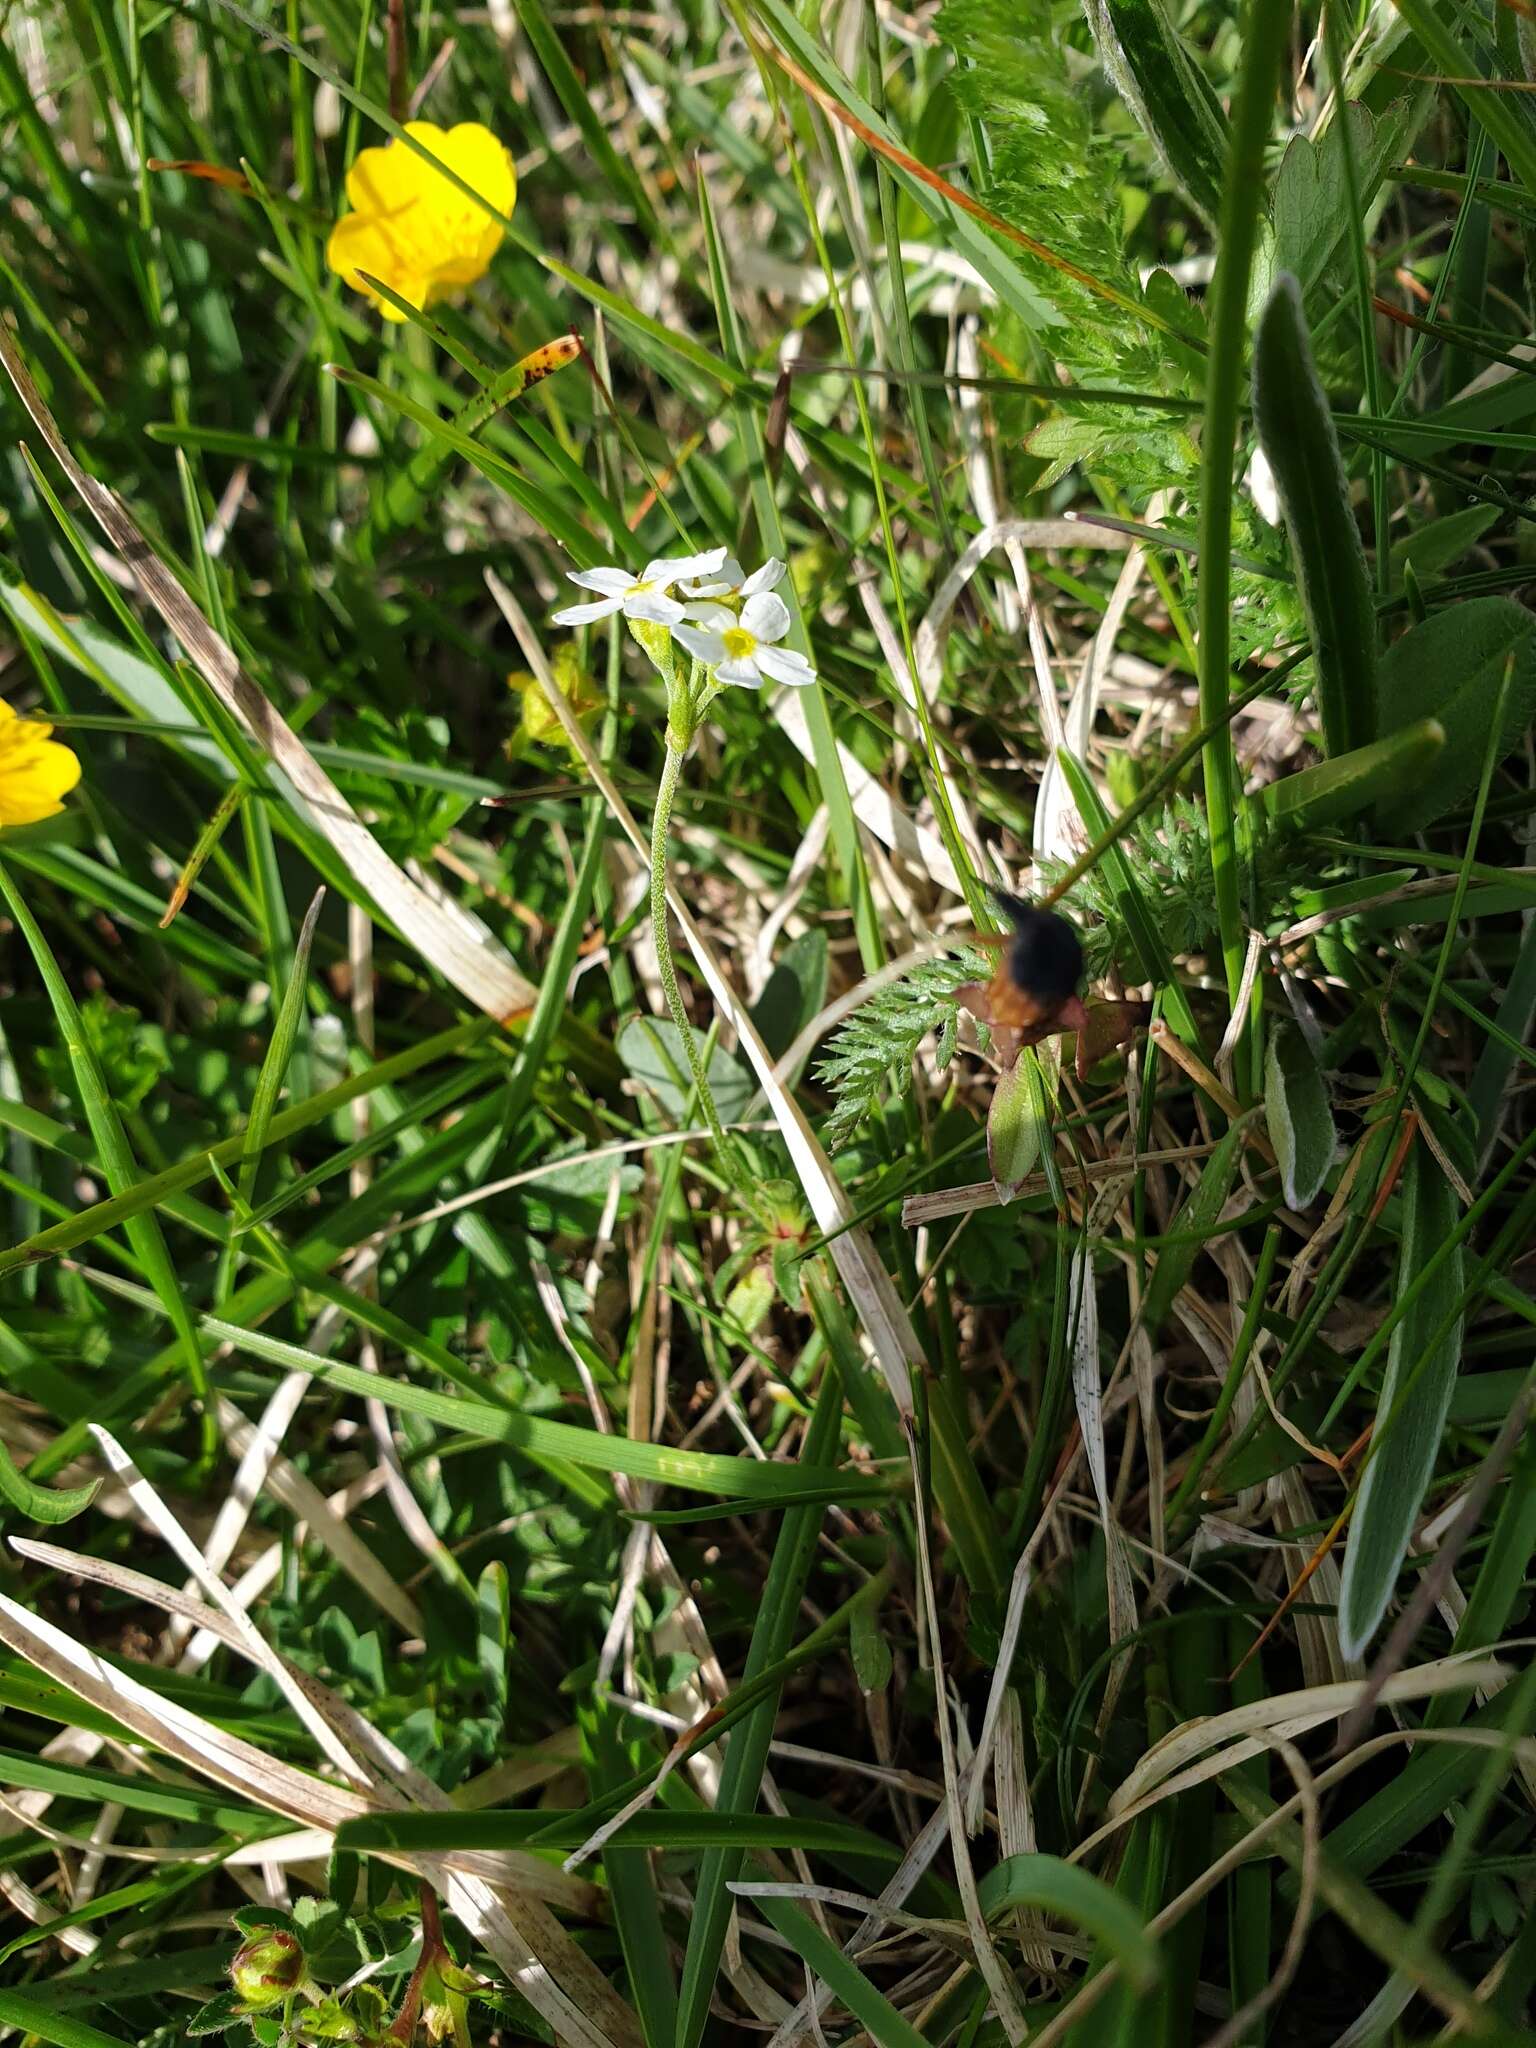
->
{"left": 626, "top": 615, "right": 677, "bottom": 682}
{"left": 507, "top": 644, "right": 602, "bottom": 752}
{"left": 230, "top": 1929, "right": 306, "bottom": 2008}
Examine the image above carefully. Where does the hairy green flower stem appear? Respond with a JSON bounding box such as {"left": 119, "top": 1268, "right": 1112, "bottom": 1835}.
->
{"left": 636, "top": 621, "right": 743, "bottom": 1187}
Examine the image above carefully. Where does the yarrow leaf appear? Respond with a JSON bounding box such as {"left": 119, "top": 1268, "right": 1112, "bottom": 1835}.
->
{"left": 816, "top": 950, "right": 989, "bottom": 1150}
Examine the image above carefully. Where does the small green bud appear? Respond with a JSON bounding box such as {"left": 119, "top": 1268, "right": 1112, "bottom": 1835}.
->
{"left": 230, "top": 1929, "right": 307, "bottom": 2008}
{"left": 507, "top": 644, "right": 603, "bottom": 753}
{"left": 723, "top": 1262, "right": 774, "bottom": 1336}
{"left": 419, "top": 1957, "right": 479, "bottom": 2047}
{"left": 626, "top": 616, "right": 676, "bottom": 680}
{"left": 1104, "top": 748, "right": 1143, "bottom": 811}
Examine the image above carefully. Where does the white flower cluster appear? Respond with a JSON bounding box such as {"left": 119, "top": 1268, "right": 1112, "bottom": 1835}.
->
{"left": 552, "top": 545, "right": 815, "bottom": 691}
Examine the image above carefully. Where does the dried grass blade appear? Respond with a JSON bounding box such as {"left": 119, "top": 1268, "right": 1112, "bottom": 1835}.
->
{"left": 0, "top": 1590, "right": 368, "bottom": 1830}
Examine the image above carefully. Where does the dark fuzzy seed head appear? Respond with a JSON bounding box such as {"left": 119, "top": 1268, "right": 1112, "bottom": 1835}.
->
{"left": 994, "top": 894, "right": 1084, "bottom": 1006}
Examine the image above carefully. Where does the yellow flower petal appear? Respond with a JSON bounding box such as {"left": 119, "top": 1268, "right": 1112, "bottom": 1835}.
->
{"left": 0, "top": 700, "right": 81, "bottom": 829}
{"left": 325, "top": 212, "right": 431, "bottom": 319}
{"left": 344, "top": 123, "right": 445, "bottom": 218}
{"left": 328, "top": 121, "right": 515, "bottom": 317}
{"left": 422, "top": 121, "right": 515, "bottom": 251}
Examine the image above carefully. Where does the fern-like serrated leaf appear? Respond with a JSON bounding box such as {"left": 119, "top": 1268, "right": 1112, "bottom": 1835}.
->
{"left": 936, "top": 0, "right": 1204, "bottom": 507}
{"left": 1045, "top": 798, "right": 1224, "bottom": 973}
{"left": 817, "top": 950, "right": 989, "bottom": 1150}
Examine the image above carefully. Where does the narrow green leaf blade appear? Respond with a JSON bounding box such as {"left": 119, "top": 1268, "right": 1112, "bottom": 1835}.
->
{"left": 1140, "top": 1120, "right": 1245, "bottom": 1336}
{"left": 336, "top": 1810, "right": 901, "bottom": 1859}
{"left": 64, "top": 1266, "right": 885, "bottom": 1506}
{"left": 1260, "top": 720, "right": 1444, "bottom": 835}
{"left": 746, "top": 1892, "right": 932, "bottom": 2048}
{"left": 0, "top": 861, "right": 212, "bottom": 1454}
{"left": 237, "top": 887, "right": 324, "bottom": 1205}
{"left": 0, "top": 1018, "right": 491, "bottom": 1276}
{"left": 0, "top": 1441, "right": 98, "bottom": 1526}
{"left": 674, "top": 1366, "right": 844, "bottom": 2048}
{"left": 0, "top": 1990, "right": 138, "bottom": 2048}
{"left": 977, "top": 1852, "right": 1160, "bottom": 1992}
{"left": 1338, "top": 1146, "right": 1466, "bottom": 1660}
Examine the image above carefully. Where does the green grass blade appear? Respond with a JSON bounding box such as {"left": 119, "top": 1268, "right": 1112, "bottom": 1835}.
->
{"left": 1197, "top": 0, "right": 1291, "bottom": 1009}
{"left": 1259, "top": 720, "right": 1443, "bottom": 833}
{"left": 235, "top": 885, "right": 323, "bottom": 1208}
{"left": 510, "top": 0, "right": 661, "bottom": 240}
{"left": 324, "top": 363, "right": 597, "bottom": 559}
{"left": 1138, "top": 1120, "right": 1245, "bottom": 1337}
{"left": 61, "top": 1267, "right": 883, "bottom": 1506}
{"left": 0, "top": 1018, "right": 493, "bottom": 1276}
{"left": 0, "top": 858, "right": 214, "bottom": 1462}
{"left": 337, "top": 1810, "right": 902, "bottom": 1859}
{"left": 1336, "top": 1144, "right": 1465, "bottom": 1660}
{"left": 1389, "top": 0, "right": 1536, "bottom": 194}
{"left": 0, "top": 1990, "right": 138, "bottom": 2048}
{"left": 745, "top": 1891, "right": 931, "bottom": 2048}
{"left": 977, "top": 1854, "right": 1159, "bottom": 1992}
{"left": 674, "top": 1362, "right": 844, "bottom": 2048}
{"left": 0, "top": 1442, "right": 98, "bottom": 1525}
{"left": 583, "top": 1704, "right": 678, "bottom": 2048}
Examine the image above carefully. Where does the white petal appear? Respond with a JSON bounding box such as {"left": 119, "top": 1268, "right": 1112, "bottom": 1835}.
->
{"left": 740, "top": 590, "right": 791, "bottom": 643}
{"left": 679, "top": 556, "right": 744, "bottom": 598}
{"left": 642, "top": 545, "right": 728, "bottom": 587}
{"left": 680, "top": 602, "right": 736, "bottom": 630}
{"left": 739, "top": 559, "right": 786, "bottom": 597}
{"left": 756, "top": 645, "right": 816, "bottom": 688}
{"left": 672, "top": 624, "right": 728, "bottom": 665}
{"left": 565, "top": 566, "right": 635, "bottom": 596}
{"left": 715, "top": 656, "right": 764, "bottom": 687}
{"left": 624, "top": 592, "right": 685, "bottom": 625}
{"left": 552, "top": 597, "right": 622, "bottom": 625}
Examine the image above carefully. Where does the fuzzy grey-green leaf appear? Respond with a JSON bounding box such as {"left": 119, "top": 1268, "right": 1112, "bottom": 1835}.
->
{"left": 1265, "top": 1025, "right": 1336, "bottom": 1209}
{"left": 988, "top": 1047, "right": 1048, "bottom": 1199}
{"left": 1373, "top": 598, "right": 1536, "bottom": 834}
{"left": 1252, "top": 273, "right": 1376, "bottom": 757}
{"left": 1082, "top": 0, "right": 1228, "bottom": 223}
{"left": 617, "top": 1017, "right": 753, "bottom": 1127}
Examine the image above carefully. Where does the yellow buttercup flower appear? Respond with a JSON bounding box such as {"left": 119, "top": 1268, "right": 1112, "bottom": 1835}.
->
{"left": 0, "top": 699, "right": 80, "bottom": 829}
{"left": 326, "top": 121, "right": 514, "bottom": 321}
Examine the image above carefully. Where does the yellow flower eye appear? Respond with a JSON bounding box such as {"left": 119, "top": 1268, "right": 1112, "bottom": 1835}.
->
{"left": 325, "top": 121, "right": 515, "bottom": 321}
{"left": 721, "top": 627, "right": 756, "bottom": 661}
